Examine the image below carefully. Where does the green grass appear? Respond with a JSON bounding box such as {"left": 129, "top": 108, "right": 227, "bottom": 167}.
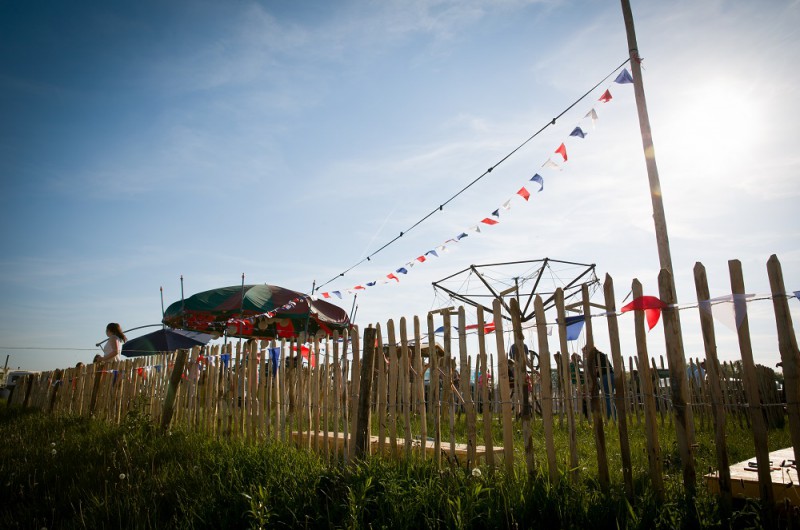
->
{"left": 1, "top": 403, "right": 794, "bottom": 529}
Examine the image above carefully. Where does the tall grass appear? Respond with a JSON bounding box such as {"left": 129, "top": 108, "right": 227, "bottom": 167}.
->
{"left": 0, "top": 403, "right": 789, "bottom": 529}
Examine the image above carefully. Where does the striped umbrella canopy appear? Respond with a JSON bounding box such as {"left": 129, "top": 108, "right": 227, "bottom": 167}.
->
{"left": 162, "top": 284, "right": 350, "bottom": 340}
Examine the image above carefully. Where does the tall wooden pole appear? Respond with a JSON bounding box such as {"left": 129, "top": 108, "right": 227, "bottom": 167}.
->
{"left": 622, "top": 2, "right": 699, "bottom": 506}
{"left": 620, "top": 0, "right": 673, "bottom": 273}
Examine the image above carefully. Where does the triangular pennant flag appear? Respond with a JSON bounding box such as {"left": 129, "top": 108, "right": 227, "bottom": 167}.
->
{"left": 530, "top": 173, "right": 544, "bottom": 191}
{"left": 492, "top": 209, "right": 500, "bottom": 218}
{"left": 614, "top": 68, "right": 633, "bottom": 84}
{"left": 703, "top": 294, "right": 756, "bottom": 331}
{"left": 555, "top": 143, "right": 568, "bottom": 162}
{"left": 569, "top": 127, "right": 587, "bottom": 139}
{"left": 416, "top": 256, "right": 426, "bottom": 263}
{"left": 620, "top": 295, "right": 667, "bottom": 331}
{"left": 481, "top": 217, "right": 499, "bottom": 226}
{"left": 426, "top": 249, "right": 439, "bottom": 257}
{"left": 794, "top": 290, "right": 800, "bottom": 301}
{"left": 354, "top": 285, "right": 365, "bottom": 290}
{"left": 387, "top": 273, "right": 400, "bottom": 282}
{"left": 366, "top": 281, "right": 377, "bottom": 286}
{"left": 501, "top": 200, "right": 512, "bottom": 211}
{"left": 517, "top": 187, "right": 530, "bottom": 201}
{"left": 405, "top": 261, "right": 415, "bottom": 269}
{"left": 436, "top": 245, "right": 447, "bottom": 253}
{"left": 321, "top": 292, "right": 331, "bottom": 299}
{"left": 598, "top": 89, "right": 613, "bottom": 103}
{"left": 585, "top": 108, "right": 598, "bottom": 128}
{"left": 456, "top": 233, "right": 468, "bottom": 240}
{"left": 396, "top": 268, "right": 408, "bottom": 274}
{"left": 542, "top": 158, "right": 562, "bottom": 170}
{"left": 563, "top": 315, "right": 585, "bottom": 341}
{"left": 332, "top": 291, "right": 342, "bottom": 299}
{"left": 470, "top": 225, "right": 481, "bottom": 233}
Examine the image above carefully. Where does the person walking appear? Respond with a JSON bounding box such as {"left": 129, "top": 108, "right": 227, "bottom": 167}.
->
{"left": 101, "top": 323, "right": 127, "bottom": 363}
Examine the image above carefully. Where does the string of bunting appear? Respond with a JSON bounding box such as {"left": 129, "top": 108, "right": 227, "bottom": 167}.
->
{"left": 320, "top": 67, "right": 636, "bottom": 300}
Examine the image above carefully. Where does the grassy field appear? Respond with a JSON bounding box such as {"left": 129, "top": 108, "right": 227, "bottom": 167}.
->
{"left": 1, "top": 402, "right": 794, "bottom": 529}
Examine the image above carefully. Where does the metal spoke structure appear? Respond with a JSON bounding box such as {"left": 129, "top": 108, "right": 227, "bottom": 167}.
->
{"left": 432, "top": 258, "right": 600, "bottom": 323}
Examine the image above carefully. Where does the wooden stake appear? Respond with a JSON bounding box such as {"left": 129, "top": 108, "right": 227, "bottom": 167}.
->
{"left": 632, "top": 279, "right": 664, "bottom": 500}
{"left": 492, "top": 299, "right": 515, "bottom": 475}
{"left": 767, "top": 255, "right": 800, "bottom": 467}
{"left": 555, "top": 290, "right": 579, "bottom": 483}
{"left": 603, "top": 274, "right": 634, "bottom": 500}
{"left": 693, "top": 262, "right": 732, "bottom": 519}
{"left": 354, "top": 326, "right": 377, "bottom": 460}
{"left": 729, "top": 260, "right": 774, "bottom": 512}
{"left": 534, "top": 295, "right": 558, "bottom": 484}
{"left": 582, "top": 284, "right": 609, "bottom": 491}
{"left": 477, "top": 306, "right": 494, "bottom": 470}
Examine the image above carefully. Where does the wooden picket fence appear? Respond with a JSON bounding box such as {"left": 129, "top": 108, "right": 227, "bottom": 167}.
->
{"left": 8, "top": 255, "right": 800, "bottom": 515}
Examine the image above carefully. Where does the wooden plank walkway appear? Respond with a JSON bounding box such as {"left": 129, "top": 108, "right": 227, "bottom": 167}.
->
{"left": 705, "top": 447, "right": 800, "bottom": 506}
{"left": 291, "top": 431, "right": 503, "bottom": 466}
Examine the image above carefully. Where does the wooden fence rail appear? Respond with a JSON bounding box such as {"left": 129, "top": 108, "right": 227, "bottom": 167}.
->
{"left": 8, "top": 255, "right": 800, "bottom": 508}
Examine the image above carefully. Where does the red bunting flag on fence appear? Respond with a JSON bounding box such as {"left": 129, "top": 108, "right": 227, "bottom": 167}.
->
{"left": 620, "top": 295, "right": 667, "bottom": 330}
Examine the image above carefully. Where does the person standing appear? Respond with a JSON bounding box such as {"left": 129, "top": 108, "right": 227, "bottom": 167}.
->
{"left": 101, "top": 323, "right": 127, "bottom": 363}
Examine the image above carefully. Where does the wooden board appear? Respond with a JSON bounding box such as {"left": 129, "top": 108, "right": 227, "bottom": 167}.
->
{"left": 288, "top": 430, "right": 503, "bottom": 466}
{"left": 705, "top": 447, "right": 800, "bottom": 506}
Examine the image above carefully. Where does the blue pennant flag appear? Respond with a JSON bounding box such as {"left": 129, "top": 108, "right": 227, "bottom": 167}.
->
{"left": 562, "top": 315, "right": 585, "bottom": 341}
{"left": 569, "top": 127, "right": 587, "bottom": 139}
{"left": 614, "top": 68, "right": 633, "bottom": 84}
{"left": 456, "top": 233, "right": 468, "bottom": 241}
{"left": 396, "top": 268, "right": 408, "bottom": 274}
{"left": 268, "top": 347, "right": 281, "bottom": 376}
{"left": 794, "top": 290, "right": 800, "bottom": 301}
{"left": 425, "top": 250, "right": 438, "bottom": 258}
{"left": 491, "top": 209, "right": 500, "bottom": 218}
{"left": 530, "top": 173, "right": 544, "bottom": 192}
{"left": 366, "top": 281, "right": 377, "bottom": 286}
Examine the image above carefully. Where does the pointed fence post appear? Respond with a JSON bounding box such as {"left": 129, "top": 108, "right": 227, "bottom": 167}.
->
{"left": 603, "top": 274, "right": 634, "bottom": 500}
{"left": 354, "top": 326, "right": 377, "bottom": 460}
{"left": 161, "top": 349, "right": 189, "bottom": 431}
{"left": 582, "top": 284, "right": 609, "bottom": 492}
{"left": 694, "top": 262, "right": 732, "bottom": 521}
{"left": 534, "top": 295, "right": 558, "bottom": 483}
{"left": 729, "top": 260, "right": 774, "bottom": 517}
{"left": 767, "top": 255, "right": 800, "bottom": 466}
{"left": 658, "top": 268, "right": 696, "bottom": 496}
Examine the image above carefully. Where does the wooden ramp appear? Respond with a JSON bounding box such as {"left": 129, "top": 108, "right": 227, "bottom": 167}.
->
{"left": 290, "top": 431, "right": 504, "bottom": 466}
{"left": 705, "top": 447, "right": 800, "bottom": 506}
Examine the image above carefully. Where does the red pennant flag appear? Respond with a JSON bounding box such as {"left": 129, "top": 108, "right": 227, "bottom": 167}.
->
{"left": 321, "top": 292, "right": 331, "bottom": 298}
{"left": 353, "top": 285, "right": 365, "bottom": 290}
{"left": 387, "top": 273, "right": 400, "bottom": 282}
{"left": 598, "top": 89, "right": 613, "bottom": 103}
{"left": 516, "top": 186, "right": 530, "bottom": 201}
{"left": 481, "top": 217, "right": 499, "bottom": 225}
{"left": 620, "top": 296, "right": 667, "bottom": 330}
{"left": 555, "top": 143, "right": 568, "bottom": 162}
{"left": 416, "top": 255, "right": 426, "bottom": 263}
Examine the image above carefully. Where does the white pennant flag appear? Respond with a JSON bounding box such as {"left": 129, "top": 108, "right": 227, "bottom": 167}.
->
{"left": 470, "top": 225, "right": 481, "bottom": 233}
{"left": 585, "top": 108, "right": 598, "bottom": 128}
{"left": 700, "top": 294, "right": 756, "bottom": 331}
{"left": 542, "top": 158, "right": 562, "bottom": 171}
{"left": 501, "top": 199, "right": 512, "bottom": 211}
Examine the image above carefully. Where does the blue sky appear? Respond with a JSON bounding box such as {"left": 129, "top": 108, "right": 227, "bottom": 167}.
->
{"left": 1, "top": 0, "right": 798, "bottom": 372}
